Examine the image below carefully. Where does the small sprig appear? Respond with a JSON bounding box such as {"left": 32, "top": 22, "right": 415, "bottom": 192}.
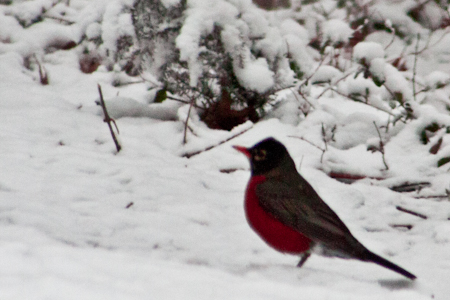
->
{"left": 97, "top": 84, "right": 121, "bottom": 153}
{"left": 368, "top": 121, "right": 389, "bottom": 170}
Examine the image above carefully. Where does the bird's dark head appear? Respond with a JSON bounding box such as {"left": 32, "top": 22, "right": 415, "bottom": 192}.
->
{"left": 233, "top": 137, "right": 291, "bottom": 175}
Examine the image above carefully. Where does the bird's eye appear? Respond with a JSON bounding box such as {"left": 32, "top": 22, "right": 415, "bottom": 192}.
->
{"left": 253, "top": 149, "right": 267, "bottom": 161}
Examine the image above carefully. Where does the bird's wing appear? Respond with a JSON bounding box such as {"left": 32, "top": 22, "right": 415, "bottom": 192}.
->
{"left": 255, "top": 177, "right": 358, "bottom": 250}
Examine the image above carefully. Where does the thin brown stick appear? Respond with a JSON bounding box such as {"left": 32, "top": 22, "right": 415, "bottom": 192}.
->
{"left": 289, "top": 135, "right": 325, "bottom": 152}
{"left": 396, "top": 205, "right": 428, "bottom": 219}
{"left": 373, "top": 121, "right": 389, "bottom": 170}
{"left": 43, "top": 15, "right": 75, "bottom": 25}
{"left": 33, "top": 54, "right": 49, "bottom": 85}
{"left": 97, "top": 84, "right": 122, "bottom": 152}
{"left": 182, "top": 126, "right": 253, "bottom": 158}
{"left": 166, "top": 95, "right": 205, "bottom": 110}
{"left": 289, "top": 135, "right": 326, "bottom": 163}
{"left": 412, "top": 194, "right": 448, "bottom": 199}
{"left": 330, "top": 87, "right": 399, "bottom": 118}
{"left": 113, "top": 80, "right": 145, "bottom": 87}
{"left": 316, "top": 70, "right": 355, "bottom": 99}
{"left": 390, "top": 224, "right": 413, "bottom": 230}
{"left": 296, "top": 89, "right": 316, "bottom": 109}
{"left": 410, "top": 27, "right": 450, "bottom": 56}
{"left": 183, "top": 96, "right": 196, "bottom": 145}
{"left": 412, "top": 34, "right": 420, "bottom": 102}
{"left": 303, "top": 53, "right": 328, "bottom": 84}
{"left": 384, "top": 25, "right": 396, "bottom": 51}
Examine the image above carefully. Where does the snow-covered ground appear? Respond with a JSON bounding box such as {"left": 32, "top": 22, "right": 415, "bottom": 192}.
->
{"left": 2, "top": 0, "right": 450, "bottom": 299}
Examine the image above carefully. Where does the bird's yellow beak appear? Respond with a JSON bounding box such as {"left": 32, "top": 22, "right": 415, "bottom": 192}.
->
{"left": 232, "top": 145, "right": 251, "bottom": 158}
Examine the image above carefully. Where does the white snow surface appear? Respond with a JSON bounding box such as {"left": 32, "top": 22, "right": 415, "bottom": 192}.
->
{"left": 1, "top": 1, "right": 450, "bottom": 299}
{"left": 321, "top": 19, "right": 353, "bottom": 46}
{"left": 353, "top": 42, "right": 385, "bottom": 64}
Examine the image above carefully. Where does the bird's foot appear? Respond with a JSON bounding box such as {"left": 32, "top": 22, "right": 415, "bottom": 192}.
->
{"left": 297, "top": 252, "right": 311, "bottom": 268}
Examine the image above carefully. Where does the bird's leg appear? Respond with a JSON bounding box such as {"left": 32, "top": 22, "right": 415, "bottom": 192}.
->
{"left": 297, "top": 251, "right": 311, "bottom": 268}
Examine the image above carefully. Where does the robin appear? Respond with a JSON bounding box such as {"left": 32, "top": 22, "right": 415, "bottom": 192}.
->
{"left": 233, "top": 137, "right": 416, "bottom": 280}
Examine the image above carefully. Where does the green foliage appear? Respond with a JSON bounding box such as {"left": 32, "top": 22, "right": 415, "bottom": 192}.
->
{"left": 154, "top": 88, "right": 167, "bottom": 103}
{"left": 290, "top": 61, "right": 304, "bottom": 82}
{"left": 372, "top": 75, "right": 385, "bottom": 87}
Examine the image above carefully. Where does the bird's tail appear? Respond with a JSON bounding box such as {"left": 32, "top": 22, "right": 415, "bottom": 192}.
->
{"left": 364, "top": 250, "right": 416, "bottom": 280}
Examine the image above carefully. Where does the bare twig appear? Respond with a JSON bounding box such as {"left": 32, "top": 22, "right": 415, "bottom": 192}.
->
{"left": 112, "top": 79, "right": 145, "bottom": 87}
{"left": 97, "top": 84, "right": 122, "bottom": 152}
{"left": 183, "top": 96, "right": 196, "bottom": 145}
{"left": 33, "top": 54, "right": 49, "bottom": 85}
{"left": 373, "top": 121, "right": 389, "bottom": 170}
{"left": 321, "top": 123, "right": 329, "bottom": 151}
{"left": 409, "top": 28, "right": 450, "bottom": 57}
{"left": 328, "top": 87, "right": 400, "bottom": 119}
{"left": 166, "top": 95, "right": 205, "bottom": 110}
{"left": 396, "top": 205, "right": 428, "bottom": 219}
{"left": 315, "top": 68, "right": 372, "bottom": 98}
{"left": 303, "top": 53, "right": 328, "bottom": 84}
{"left": 125, "top": 202, "right": 134, "bottom": 209}
{"left": 296, "top": 88, "right": 316, "bottom": 109}
{"left": 412, "top": 34, "right": 420, "bottom": 102}
{"left": 289, "top": 135, "right": 327, "bottom": 163}
{"left": 390, "top": 181, "right": 431, "bottom": 193}
{"left": 43, "top": 15, "right": 75, "bottom": 25}
{"left": 412, "top": 194, "right": 448, "bottom": 199}
{"left": 182, "top": 125, "right": 253, "bottom": 158}
{"left": 390, "top": 224, "right": 413, "bottom": 230}
{"left": 384, "top": 25, "right": 396, "bottom": 51}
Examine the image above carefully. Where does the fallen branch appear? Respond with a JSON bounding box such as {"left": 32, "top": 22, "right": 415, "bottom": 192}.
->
{"left": 396, "top": 205, "right": 428, "bottom": 219}
{"left": 412, "top": 33, "right": 420, "bottom": 102}
{"left": 390, "top": 224, "right": 413, "bottom": 230}
{"left": 390, "top": 181, "right": 431, "bottom": 193}
{"left": 97, "top": 84, "right": 122, "bottom": 152}
{"left": 412, "top": 194, "right": 448, "bottom": 200}
{"left": 182, "top": 125, "right": 253, "bottom": 158}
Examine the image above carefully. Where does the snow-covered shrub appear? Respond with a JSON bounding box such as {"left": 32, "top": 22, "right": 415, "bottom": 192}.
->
{"left": 132, "top": 0, "right": 186, "bottom": 78}
{"left": 131, "top": 0, "right": 314, "bottom": 130}
{"left": 77, "top": 0, "right": 137, "bottom": 74}
{"left": 3, "top": 0, "right": 450, "bottom": 135}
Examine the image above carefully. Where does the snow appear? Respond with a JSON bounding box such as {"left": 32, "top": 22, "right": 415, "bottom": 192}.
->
{"left": 310, "top": 65, "right": 343, "bottom": 84}
{"left": 160, "top": 0, "right": 182, "bottom": 8}
{"left": 369, "top": 3, "right": 425, "bottom": 37}
{"left": 94, "top": 96, "right": 181, "bottom": 120}
{"left": 424, "top": 71, "right": 450, "bottom": 89}
{"left": 353, "top": 42, "right": 385, "bottom": 65}
{"left": 2, "top": 0, "right": 450, "bottom": 299}
{"left": 235, "top": 57, "right": 275, "bottom": 93}
{"left": 322, "top": 19, "right": 353, "bottom": 47}
{"left": 101, "top": 0, "right": 135, "bottom": 54}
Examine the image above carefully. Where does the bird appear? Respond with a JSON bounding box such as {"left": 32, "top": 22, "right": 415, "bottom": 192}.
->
{"left": 233, "top": 137, "right": 416, "bottom": 280}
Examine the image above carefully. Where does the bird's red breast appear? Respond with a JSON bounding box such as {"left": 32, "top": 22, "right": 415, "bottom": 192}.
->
{"left": 245, "top": 175, "right": 312, "bottom": 254}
